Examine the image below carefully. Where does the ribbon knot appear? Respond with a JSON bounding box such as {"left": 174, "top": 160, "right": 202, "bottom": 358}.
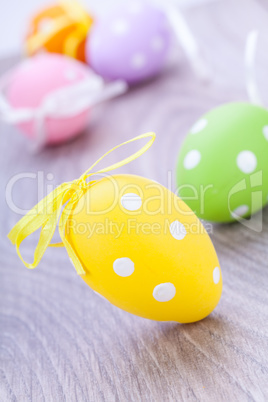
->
{"left": 74, "top": 177, "right": 90, "bottom": 191}
{"left": 8, "top": 133, "right": 156, "bottom": 275}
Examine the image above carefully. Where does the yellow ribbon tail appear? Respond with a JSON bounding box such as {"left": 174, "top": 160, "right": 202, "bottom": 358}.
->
{"left": 59, "top": 206, "right": 86, "bottom": 275}
{"left": 26, "top": 17, "right": 71, "bottom": 55}
{"left": 49, "top": 242, "right": 64, "bottom": 247}
{"left": 8, "top": 182, "right": 72, "bottom": 269}
{"left": 63, "top": 29, "right": 85, "bottom": 59}
{"left": 7, "top": 132, "right": 156, "bottom": 275}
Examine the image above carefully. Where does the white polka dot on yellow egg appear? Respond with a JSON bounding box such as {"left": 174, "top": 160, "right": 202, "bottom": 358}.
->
{"left": 213, "top": 267, "right": 221, "bottom": 284}
{"left": 121, "top": 193, "right": 142, "bottom": 211}
{"left": 169, "top": 220, "right": 187, "bottom": 240}
{"left": 113, "top": 257, "right": 135, "bottom": 277}
{"left": 153, "top": 283, "right": 176, "bottom": 302}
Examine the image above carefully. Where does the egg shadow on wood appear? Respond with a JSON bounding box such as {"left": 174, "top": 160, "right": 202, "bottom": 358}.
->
{"left": 131, "top": 314, "right": 231, "bottom": 374}
{"left": 212, "top": 207, "right": 268, "bottom": 251}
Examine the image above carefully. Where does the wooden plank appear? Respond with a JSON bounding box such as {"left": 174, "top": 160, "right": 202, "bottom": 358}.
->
{"left": 1, "top": 0, "right": 268, "bottom": 400}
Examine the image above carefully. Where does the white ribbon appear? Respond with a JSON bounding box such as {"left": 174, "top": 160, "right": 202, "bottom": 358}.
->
{"left": 0, "top": 68, "right": 35, "bottom": 123}
{"left": 153, "top": 0, "right": 210, "bottom": 81}
{"left": 245, "top": 30, "right": 262, "bottom": 106}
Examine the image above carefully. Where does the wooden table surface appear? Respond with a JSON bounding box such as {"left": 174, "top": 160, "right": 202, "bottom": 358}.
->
{"left": 1, "top": 0, "right": 268, "bottom": 401}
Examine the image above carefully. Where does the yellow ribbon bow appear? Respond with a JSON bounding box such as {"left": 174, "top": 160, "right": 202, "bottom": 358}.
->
{"left": 26, "top": 0, "right": 93, "bottom": 59}
{"left": 8, "top": 133, "right": 156, "bottom": 275}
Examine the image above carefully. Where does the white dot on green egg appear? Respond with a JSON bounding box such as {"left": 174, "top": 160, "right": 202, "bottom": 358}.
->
{"left": 263, "top": 126, "right": 268, "bottom": 141}
{"left": 131, "top": 53, "right": 146, "bottom": 69}
{"left": 113, "top": 257, "right": 135, "bottom": 277}
{"left": 121, "top": 193, "right": 142, "bottom": 211}
{"left": 231, "top": 205, "right": 249, "bottom": 218}
{"left": 169, "top": 220, "right": 187, "bottom": 240}
{"left": 111, "top": 19, "right": 129, "bottom": 35}
{"left": 153, "top": 283, "right": 176, "bottom": 302}
{"left": 213, "top": 267, "right": 221, "bottom": 284}
{"left": 183, "top": 150, "right": 201, "bottom": 170}
{"left": 190, "top": 118, "right": 207, "bottom": 134}
{"left": 236, "top": 151, "right": 257, "bottom": 174}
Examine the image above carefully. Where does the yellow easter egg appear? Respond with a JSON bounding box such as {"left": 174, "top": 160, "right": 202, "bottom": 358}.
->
{"left": 67, "top": 174, "right": 222, "bottom": 323}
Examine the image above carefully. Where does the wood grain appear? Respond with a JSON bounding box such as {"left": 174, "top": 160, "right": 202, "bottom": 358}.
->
{"left": 1, "top": 0, "right": 268, "bottom": 400}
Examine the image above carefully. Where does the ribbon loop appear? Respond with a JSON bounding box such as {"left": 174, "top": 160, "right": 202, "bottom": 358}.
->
{"left": 80, "top": 133, "right": 156, "bottom": 181}
{"left": 8, "top": 132, "right": 156, "bottom": 275}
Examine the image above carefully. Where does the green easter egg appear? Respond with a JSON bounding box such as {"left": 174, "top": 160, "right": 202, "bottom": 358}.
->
{"left": 176, "top": 103, "right": 268, "bottom": 222}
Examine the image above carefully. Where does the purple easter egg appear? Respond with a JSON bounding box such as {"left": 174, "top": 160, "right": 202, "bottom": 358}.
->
{"left": 86, "top": 1, "right": 171, "bottom": 84}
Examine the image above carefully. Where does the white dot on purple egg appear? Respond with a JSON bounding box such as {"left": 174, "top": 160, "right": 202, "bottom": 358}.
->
{"left": 151, "top": 35, "right": 164, "bottom": 52}
{"left": 111, "top": 19, "right": 129, "bottom": 36}
{"left": 130, "top": 53, "right": 146, "bottom": 69}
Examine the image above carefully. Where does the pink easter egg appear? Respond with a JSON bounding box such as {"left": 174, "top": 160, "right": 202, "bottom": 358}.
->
{"left": 7, "top": 54, "right": 92, "bottom": 144}
{"left": 86, "top": 1, "right": 171, "bottom": 84}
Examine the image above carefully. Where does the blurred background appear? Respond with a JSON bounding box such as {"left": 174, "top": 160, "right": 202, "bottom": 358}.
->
{"left": 0, "top": 0, "right": 214, "bottom": 58}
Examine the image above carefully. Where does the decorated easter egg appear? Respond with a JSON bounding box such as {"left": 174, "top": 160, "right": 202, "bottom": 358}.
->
{"left": 6, "top": 54, "right": 95, "bottom": 144}
{"left": 176, "top": 102, "right": 268, "bottom": 222}
{"left": 67, "top": 174, "right": 222, "bottom": 323}
{"left": 86, "top": 1, "right": 171, "bottom": 84}
{"left": 25, "top": 1, "right": 94, "bottom": 62}
{"left": 7, "top": 133, "right": 222, "bottom": 323}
